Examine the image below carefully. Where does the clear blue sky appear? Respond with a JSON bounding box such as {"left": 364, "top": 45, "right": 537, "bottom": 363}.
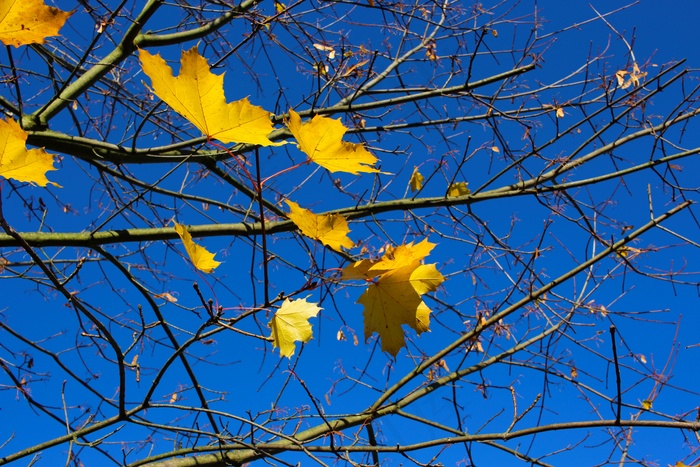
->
{"left": 1, "top": 1, "right": 699, "bottom": 466}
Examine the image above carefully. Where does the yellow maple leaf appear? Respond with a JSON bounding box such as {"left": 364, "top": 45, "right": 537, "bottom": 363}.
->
{"left": 447, "top": 181, "right": 470, "bottom": 197}
{"left": 341, "top": 258, "right": 380, "bottom": 280}
{"left": 139, "top": 47, "right": 280, "bottom": 146}
{"left": 409, "top": 166, "right": 424, "bottom": 192}
{"left": 269, "top": 297, "right": 321, "bottom": 358}
{"left": 369, "top": 238, "right": 436, "bottom": 274}
{"left": 286, "top": 108, "right": 379, "bottom": 174}
{"left": 173, "top": 222, "right": 221, "bottom": 273}
{"left": 0, "top": 118, "right": 58, "bottom": 186}
{"left": 0, "top": 0, "right": 70, "bottom": 47}
{"left": 358, "top": 263, "right": 444, "bottom": 356}
{"left": 341, "top": 238, "right": 436, "bottom": 280}
{"left": 285, "top": 200, "right": 354, "bottom": 252}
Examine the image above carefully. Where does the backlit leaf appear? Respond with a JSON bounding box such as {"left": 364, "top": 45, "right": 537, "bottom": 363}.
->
{"left": 369, "top": 238, "right": 436, "bottom": 274}
{"left": 285, "top": 200, "right": 354, "bottom": 252}
{"left": 139, "top": 47, "right": 280, "bottom": 146}
{"left": 174, "top": 222, "right": 221, "bottom": 273}
{"left": 343, "top": 239, "right": 444, "bottom": 356}
{"left": 0, "top": 118, "right": 59, "bottom": 186}
{"left": 341, "top": 259, "right": 379, "bottom": 280}
{"left": 0, "top": 0, "right": 70, "bottom": 47}
{"left": 286, "top": 108, "right": 379, "bottom": 174}
{"left": 409, "top": 166, "right": 424, "bottom": 192}
{"left": 447, "top": 182, "right": 470, "bottom": 197}
{"left": 358, "top": 263, "right": 444, "bottom": 356}
{"left": 269, "top": 297, "right": 321, "bottom": 358}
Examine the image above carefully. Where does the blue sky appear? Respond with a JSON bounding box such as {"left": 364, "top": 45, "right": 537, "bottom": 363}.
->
{"left": 1, "top": 1, "right": 700, "bottom": 466}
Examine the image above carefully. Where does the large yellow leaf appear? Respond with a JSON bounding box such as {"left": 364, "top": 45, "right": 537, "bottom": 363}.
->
{"left": 139, "top": 47, "right": 280, "bottom": 146}
{"left": 0, "top": 118, "right": 58, "bottom": 186}
{"left": 269, "top": 297, "right": 321, "bottom": 358}
{"left": 0, "top": 0, "right": 70, "bottom": 47}
{"left": 173, "top": 222, "right": 220, "bottom": 273}
{"left": 286, "top": 108, "right": 379, "bottom": 174}
{"left": 285, "top": 200, "right": 354, "bottom": 252}
{"left": 358, "top": 263, "right": 444, "bottom": 356}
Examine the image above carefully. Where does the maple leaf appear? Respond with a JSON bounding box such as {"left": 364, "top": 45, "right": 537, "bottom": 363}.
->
{"left": 447, "top": 182, "right": 470, "bottom": 197}
{"left": 269, "top": 297, "right": 321, "bottom": 358}
{"left": 139, "top": 47, "right": 280, "bottom": 146}
{"left": 369, "top": 238, "right": 436, "bottom": 274}
{"left": 173, "top": 222, "right": 221, "bottom": 273}
{"left": 343, "top": 239, "right": 444, "bottom": 355}
{"left": 358, "top": 263, "right": 444, "bottom": 356}
{"left": 0, "top": 0, "right": 70, "bottom": 47}
{"left": 285, "top": 200, "right": 354, "bottom": 252}
{"left": 341, "top": 259, "right": 380, "bottom": 280}
{"left": 0, "top": 118, "right": 58, "bottom": 186}
{"left": 286, "top": 108, "right": 379, "bottom": 174}
{"left": 409, "top": 166, "right": 424, "bottom": 192}
{"left": 341, "top": 238, "right": 436, "bottom": 280}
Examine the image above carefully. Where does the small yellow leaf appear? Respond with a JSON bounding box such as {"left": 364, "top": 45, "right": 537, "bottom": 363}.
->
{"left": 0, "top": 0, "right": 71, "bottom": 47}
{"left": 447, "top": 182, "right": 470, "bottom": 197}
{"left": 174, "top": 222, "right": 220, "bottom": 273}
{"left": 269, "top": 297, "right": 321, "bottom": 358}
{"left": 491, "top": 146, "right": 500, "bottom": 153}
{"left": 285, "top": 200, "right": 354, "bottom": 252}
{"left": 556, "top": 107, "right": 565, "bottom": 118}
{"left": 409, "top": 166, "right": 424, "bottom": 192}
{"left": 274, "top": 1, "right": 285, "bottom": 13}
{"left": 286, "top": 108, "right": 379, "bottom": 174}
{"left": 642, "top": 400, "right": 652, "bottom": 410}
{"left": 616, "top": 246, "right": 630, "bottom": 258}
{"left": 0, "top": 118, "right": 59, "bottom": 186}
{"left": 139, "top": 47, "right": 281, "bottom": 146}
